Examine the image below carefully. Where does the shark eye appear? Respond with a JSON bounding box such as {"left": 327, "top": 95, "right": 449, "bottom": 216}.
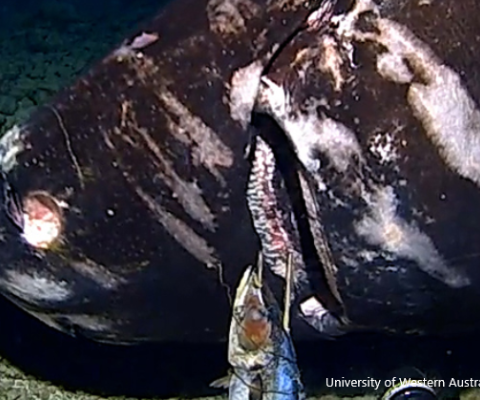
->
{"left": 21, "top": 191, "right": 64, "bottom": 250}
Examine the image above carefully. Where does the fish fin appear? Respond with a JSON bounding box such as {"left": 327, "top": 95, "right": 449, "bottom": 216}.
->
{"left": 210, "top": 374, "right": 231, "bottom": 389}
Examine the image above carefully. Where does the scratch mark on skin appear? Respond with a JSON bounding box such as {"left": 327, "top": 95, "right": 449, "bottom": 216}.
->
{"left": 328, "top": 0, "right": 378, "bottom": 67}
{"left": 156, "top": 89, "right": 234, "bottom": 184}
{"left": 258, "top": 77, "right": 362, "bottom": 173}
{"left": 318, "top": 35, "right": 345, "bottom": 92}
{"left": 305, "top": 0, "right": 335, "bottom": 31}
{"left": 0, "top": 270, "right": 72, "bottom": 304}
{"left": 4, "top": 178, "right": 26, "bottom": 231}
{"left": 332, "top": 0, "right": 378, "bottom": 40}
{"left": 120, "top": 101, "right": 128, "bottom": 129}
{"left": 101, "top": 127, "right": 116, "bottom": 150}
{"left": 134, "top": 185, "right": 219, "bottom": 267}
{"left": 368, "top": 130, "right": 399, "bottom": 165}
{"left": 48, "top": 106, "right": 85, "bottom": 189}
{"left": 163, "top": 113, "right": 192, "bottom": 145}
{"left": 119, "top": 101, "right": 217, "bottom": 231}
{"left": 22, "top": 310, "right": 114, "bottom": 335}
{"left": 70, "top": 258, "right": 127, "bottom": 290}
{"left": 408, "top": 65, "right": 480, "bottom": 187}
{"left": 355, "top": 185, "right": 470, "bottom": 288}
{"left": 229, "top": 60, "right": 264, "bottom": 129}
{"left": 206, "top": 0, "right": 261, "bottom": 38}
{"left": 269, "top": 0, "right": 310, "bottom": 12}
{"left": 0, "top": 124, "right": 25, "bottom": 173}
{"left": 348, "top": 13, "right": 480, "bottom": 188}
{"left": 134, "top": 125, "right": 217, "bottom": 230}
{"left": 217, "top": 262, "right": 233, "bottom": 305}
{"left": 376, "top": 51, "right": 413, "bottom": 84}
{"left": 370, "top": 18, "right": 480, "bottom": 188}
{"left": 64, "top": 314, "right": 113, "bottom": 332}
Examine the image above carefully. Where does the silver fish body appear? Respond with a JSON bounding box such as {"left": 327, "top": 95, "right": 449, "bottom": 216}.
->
{"left": 260, "top": 332, "right": 304, "bottom": 400}
{"left": 224, "top": 264, "right": 305, "bottom": 400}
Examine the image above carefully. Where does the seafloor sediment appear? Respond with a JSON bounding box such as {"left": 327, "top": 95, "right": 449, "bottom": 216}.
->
{"left": 1, "top": 354, "right": 480, "bottom": 400}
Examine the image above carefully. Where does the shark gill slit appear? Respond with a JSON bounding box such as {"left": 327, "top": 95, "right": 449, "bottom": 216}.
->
{"left": 247, "top": 134, "right": 291, "bottom": 275}
{"left": 246, "top": 115, "right": 344, "bottom": 315}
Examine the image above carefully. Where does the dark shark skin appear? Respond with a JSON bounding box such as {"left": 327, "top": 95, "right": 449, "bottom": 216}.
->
{"left": 258, "top": 0, "right": 480, "bottom": 336}
{"left": 0, "top": 0, "right": 324, "bottom": 344}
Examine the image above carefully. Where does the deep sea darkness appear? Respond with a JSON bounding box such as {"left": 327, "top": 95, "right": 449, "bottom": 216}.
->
{"left": 0, "top": 0, "right": 480, "bottom": 399}
{"left": 2, "top": 293, "right": 480, "bottom": 399}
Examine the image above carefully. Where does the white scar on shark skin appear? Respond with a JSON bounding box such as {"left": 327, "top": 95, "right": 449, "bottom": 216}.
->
{"left": 373, "top": 18, "right": 480, "bottom": 188}
{"left": 376, "top": 51, "right": 413, "bottom": 84}
{"left": 229, "top": 60, "right": 264, "bottom": 129}
{"left": 369, "top": 130, "right": 400, "bottom": 165}
{"left": 355, "top": 185, "right": 470, "bottom": 288}
{"left": 0, "top": 270, "right": 73, "bottom": 304}
{"left": 64, "top": 314, "right": 113, "bottom": 332}
{"left": 206, "top": 0, "right": 261, "bottom": 37}
{"left": 258, "top": 77, "right": 362, "bottom": 174}
{"left": 334, "top": 2, "right": 480, "bottom": 188}
{"left": 0, "top": 124, "right": 24, "bottom": 173}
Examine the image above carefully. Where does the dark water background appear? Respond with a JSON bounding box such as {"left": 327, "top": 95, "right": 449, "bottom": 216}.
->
{"left": 2, "top": 294, "right": 480, "bottom": 399}
{"left": 0, "top": 0, "right": 480, "bottom": 399}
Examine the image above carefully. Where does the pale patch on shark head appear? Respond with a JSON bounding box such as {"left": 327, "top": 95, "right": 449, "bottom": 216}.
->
{"left": 1, "top": 269, "right": 73, "bottom": 304}
{"left": 355, "top": 185, "right": 470, "bottom": 288}
{"left": 64, "top": 314, "right": 113, "bottom": 332}
{"left": 206, "top": 0, "right": 261, "bottom": 38}
{"left": 353, "top": 15, "right": 480, "bottom": 188}
{"left": 0, "top": 124, "right": 25, "bottom": 173}
{"left": 368, "top": 130, "right": 400, "bottom": 164}
{"left": 258, "top": 76, "right": 362, "bottom": 174}
{"left": 408, "top": 65, "right": 480, "bottom": 187}
{"left": 376, "top": 51, "right": 413, "bottom": 84}
{"left": 229, "top": 60, "right": 264, "bottom": 129}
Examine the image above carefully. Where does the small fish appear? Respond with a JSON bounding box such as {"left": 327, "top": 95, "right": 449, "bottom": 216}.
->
{"left": 211, "top": 254, "right": 305, "bottom": 400}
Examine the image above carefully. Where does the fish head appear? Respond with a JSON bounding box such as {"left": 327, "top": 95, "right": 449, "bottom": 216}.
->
{"left": 232, "top": 265, "right": 273, "bottom": 349}
{"left": 228, "top": 264, "right": 282, "bottom": 368}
